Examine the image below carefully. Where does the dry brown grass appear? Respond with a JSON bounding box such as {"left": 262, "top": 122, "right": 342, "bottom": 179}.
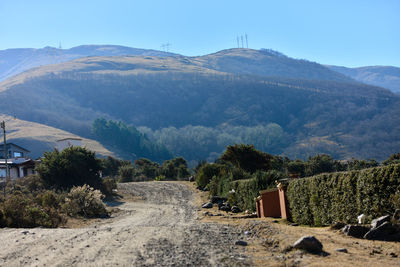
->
{"left": 0, "top": 114, "right": 115, "bottom": 157}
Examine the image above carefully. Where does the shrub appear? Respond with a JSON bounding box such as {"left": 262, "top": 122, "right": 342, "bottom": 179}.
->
{"left": 62, "top": 185, "right": 107, "bottom": 218}
{"left": 1, "top": 194, "right": 60, "bottom": 228}
{"left": 196, "top": 163, "right": 226, "bottom": 189}
{"left": 155, "top": 175, "right": 166, "bottom": 181}
{"left": 118, "top": 165, "right": 134, "bottom": 183}
{"left": 38, "top": 190, "right": 61, "bottom": 209}
{"left": 286, "top": 164, "right": 400, "bottom": 226}
{"left": 36, "top": 147, "right": 103, "bottom": 190}
{"left": 101, "top": 177, "right": 117, "bottom": 196}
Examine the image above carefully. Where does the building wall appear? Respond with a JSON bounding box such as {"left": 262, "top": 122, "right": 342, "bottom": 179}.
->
{"left": 258, "top": 189, "right": 281, "bottom": 218}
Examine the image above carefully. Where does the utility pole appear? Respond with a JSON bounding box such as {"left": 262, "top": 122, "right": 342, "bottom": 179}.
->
{"left": 1, "top": 121, "right": 8, "bottom": 198}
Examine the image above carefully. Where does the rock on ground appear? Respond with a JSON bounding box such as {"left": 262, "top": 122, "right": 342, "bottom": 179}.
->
{"left": 293, "top": 236, "right": 323, "bottom": 253}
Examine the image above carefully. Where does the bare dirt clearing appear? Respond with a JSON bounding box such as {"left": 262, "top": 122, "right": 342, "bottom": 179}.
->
{"left": 0, "top": 182, "right": 250, "bottom": 266}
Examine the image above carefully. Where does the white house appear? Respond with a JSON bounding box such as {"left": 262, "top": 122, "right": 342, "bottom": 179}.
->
{"left": 0, "top": 143, "right": 36, "bottom": 179}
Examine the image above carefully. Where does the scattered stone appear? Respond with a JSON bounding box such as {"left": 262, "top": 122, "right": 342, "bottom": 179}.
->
{"left": 235, "top": 240, "right": 248, "bottom": 246}
{"left": 220, "top": 206, "right": 230, "bottom": 212}
{"left": 21, "top": 230, "right": 29, "bottom": 235}
{"left": 210, "top": 196, "right": 227, "bottom": 204}
{"left": 371, "top": 215, "right": 390, "bottom": 229}
{"left": 389, "top": 252, "right": 398, "bottom": 258}
{"left": 292, "top": 236, "right": 323, "bottom": 253}
{"left": 202, "top": 202, "right": 213, "bottom": 209}
{"left": 342, "top": 225, "right": 369, "bottom": 238}
{"left": 336, "top": 248, "right": 348, "bottom": 253}
{"left": 364, "top": 221, "right": 396, "bottom": 240}
{"left": 203, "top": 211, "right": 211, "bottom": 216}
{"left": 219, "top": 203, "right": 231, "bottom": 212}
{"left": 231, "top": 206, "right": 240, "bottom": 213}
{"left": 370, "top": 249, "right": 382, "bottom": 255}
{"left": 244, "top": 231, "right": 250, "bottom": 235}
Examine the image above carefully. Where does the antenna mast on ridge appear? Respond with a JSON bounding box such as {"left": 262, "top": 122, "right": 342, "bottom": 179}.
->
{"left": 245, "top": 34, "right": 248, "bottom": 48}
{"left": 58, "top": 42, "right": 63, "bottom": 63}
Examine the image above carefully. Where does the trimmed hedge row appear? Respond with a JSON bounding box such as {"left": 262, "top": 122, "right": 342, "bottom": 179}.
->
{"left": 286, "top": 163, "right": 400, "bottom": 226}
{"left": 207, "top": 170, "right": 282, "bottom": 212}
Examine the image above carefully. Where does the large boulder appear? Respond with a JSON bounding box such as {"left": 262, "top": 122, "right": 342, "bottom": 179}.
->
{"left": 231, "top": 206, "right": 241, "bottom": 213}
{"left": 293, "top": 236, "right": 323, "bottom": 253}
{"left": 371, "top": 215, "right": 391, "bottom": 229}
{"left": 219, "top": 205, "right": 231, "bottom": 212}
{"left": 342, "top": 225, "right": 369, "bottom": 238}
{"left": 364, "top": 222, "right": 400, "bottom": 241}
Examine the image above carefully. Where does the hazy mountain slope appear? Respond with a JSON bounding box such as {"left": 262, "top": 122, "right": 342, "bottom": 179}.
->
{"left": 0, "top": 54, "right": 399, "bottom": 160}
{"left": 327, "top": 65, "right": 400, "bottom": 93}
{"left": 0, "top": 45, "right": 177, "bottom": 82}
{"left": 0, "top": 115, "right": 116, "bottom": 159}
{"left": 193, "top": 49, "right": 354, "bottom": 82}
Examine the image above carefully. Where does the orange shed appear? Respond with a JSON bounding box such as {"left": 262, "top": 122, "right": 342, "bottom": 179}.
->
{"left": 255, "top": 188, "right": 281, "bottom": 218}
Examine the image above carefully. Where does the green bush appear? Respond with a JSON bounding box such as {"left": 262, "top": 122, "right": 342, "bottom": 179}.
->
{"left": 62, "top": 185, "right": 107, "bottom": 218}
{"left": 36, "top": 147, "right": 103, "bottom": 190}
{"left": 155, "top": 175, "right": 166, "bottom": 181}
{"left": 118, "top": 165, "right": 134, "bottom": 183}
{"left": 196, "top": 163, "right": 226, "bottom": 189}
{"left": 286, "top": 164, "right": 400, "bottom": 226}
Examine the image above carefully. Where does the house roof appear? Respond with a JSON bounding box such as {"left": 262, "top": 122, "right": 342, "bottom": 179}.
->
{"left": 57, "top": 138, "right": 82, "bottom": 142}
{"left": 0, "top": 143, "right": 30, "bottom": 152}
{"left": 0, "top": 158, "right": 35, "bottom": 166}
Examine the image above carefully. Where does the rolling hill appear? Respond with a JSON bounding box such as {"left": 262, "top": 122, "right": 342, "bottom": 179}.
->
{"left": 0, "top": 48, "right": 399, "bottom": 161}
{"left": 0, "top": 45, "right": 177, "bottom": 82}
{"left": 327, "top": 65, "right": 400, "bottom": 93}
{"left": 0, "top": 115, "right": 115, "bottom": 159}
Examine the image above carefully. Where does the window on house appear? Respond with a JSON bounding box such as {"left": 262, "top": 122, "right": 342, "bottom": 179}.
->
{"left": 0, "top": 168, "right": 5, "bottom": 177}
{"left": 13, "top": 152, "right": 23, "bottom": 158}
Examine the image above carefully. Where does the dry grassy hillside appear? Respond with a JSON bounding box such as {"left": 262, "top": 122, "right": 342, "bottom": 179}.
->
{"left": 0, "top": 115, "right": 115, "bottom": 159}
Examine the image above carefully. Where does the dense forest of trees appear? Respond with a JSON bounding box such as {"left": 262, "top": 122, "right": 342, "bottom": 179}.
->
{"left": 92, "top": 118, "right": 172, "bottom": 162}
{"left": 138, "top": 123, "right": 287, "bottom": 163}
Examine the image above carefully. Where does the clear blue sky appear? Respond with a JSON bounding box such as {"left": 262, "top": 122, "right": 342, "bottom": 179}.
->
{"left": 1, "top": 0, "right": 399, "bottom": 67}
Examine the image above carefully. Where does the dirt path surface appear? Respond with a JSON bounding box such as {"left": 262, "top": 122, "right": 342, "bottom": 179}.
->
{"left": 0, "top": 182, "right": 250, "bottom": 266}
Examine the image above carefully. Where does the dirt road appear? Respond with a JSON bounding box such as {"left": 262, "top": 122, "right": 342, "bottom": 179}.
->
{"left": 0, "top": 182, "right": 251, "bottom": 266}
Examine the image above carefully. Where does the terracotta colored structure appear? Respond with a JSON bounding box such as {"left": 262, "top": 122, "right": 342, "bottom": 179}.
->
{"left": 255, "top": 189, "right": 281, "bottom": 218}
{"left": 256, "top": 186, "right": 290, "bottom": 219}
{"left": 278, "top": 186, "right": 290, "bottom": 220}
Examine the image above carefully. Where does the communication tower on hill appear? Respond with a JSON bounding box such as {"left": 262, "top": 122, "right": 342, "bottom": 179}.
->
{"left": 161, "top": 43, "right": 171, "bottom": 52}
